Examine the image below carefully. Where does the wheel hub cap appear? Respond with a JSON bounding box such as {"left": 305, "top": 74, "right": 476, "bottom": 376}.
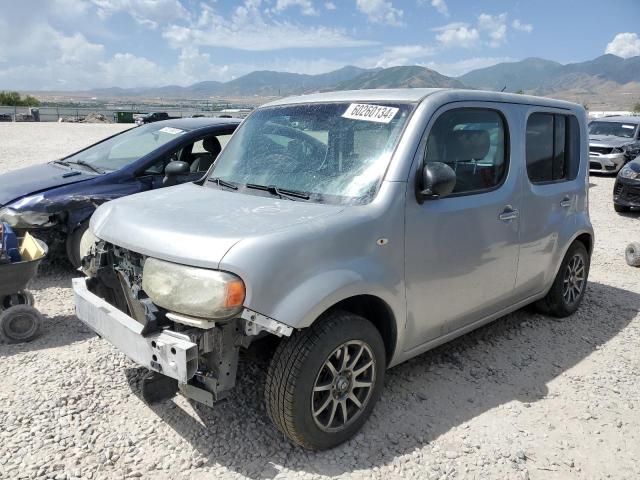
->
{"left": 311, "top": 340, "right": 376, "bottom": 432}
{"left": 562, "top": 254, "right": 586, "bottom": 305}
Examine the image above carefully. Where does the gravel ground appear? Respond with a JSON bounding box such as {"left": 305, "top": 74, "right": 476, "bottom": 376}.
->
{"left": 1, "top": 123, "right": 639, "bottom": 480}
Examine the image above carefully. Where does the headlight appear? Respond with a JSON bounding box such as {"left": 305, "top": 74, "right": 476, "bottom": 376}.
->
{"left": 0, "top": 207, "right": 53, "bottom": 228}
{"left": 142, "top": 257, "right": 245, "bottom": 319}
{"left": 611, "top": 147, "right": 623, "bottom": 154}
{"left": 619, "top": 164, "right": 640, "bottom": 180}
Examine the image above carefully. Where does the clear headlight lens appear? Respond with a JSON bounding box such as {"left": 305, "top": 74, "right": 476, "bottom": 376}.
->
{"left": 0, "top": 207, "right": 53, "bottom": 228}
{"left": 142, "top": 257, "right": 245, "bottom": 319}
{"left": 619, "top": 165, "right": 640, "bottom": 180}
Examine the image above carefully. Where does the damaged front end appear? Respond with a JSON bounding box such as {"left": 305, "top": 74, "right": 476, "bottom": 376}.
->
{"left": 74, "top": 240, "right": 292, "bottom": 406}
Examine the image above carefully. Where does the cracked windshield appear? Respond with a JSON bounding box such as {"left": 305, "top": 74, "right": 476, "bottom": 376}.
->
{"left": 209, "top": 102, "right": 413, "bottom": 204}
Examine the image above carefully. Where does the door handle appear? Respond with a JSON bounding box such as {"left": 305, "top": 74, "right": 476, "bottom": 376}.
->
{"left": 498, "top": 206, "right": 519, "bottom": 221}
{"left": 560, "top": 197, "right": 572, "bottom": 208}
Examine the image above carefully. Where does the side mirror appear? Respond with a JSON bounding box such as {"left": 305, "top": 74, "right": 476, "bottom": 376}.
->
{"left": 164, "top": 160, "right": 189, "bottom": 176}
{"left": 416, "top": 162, "right": 456, "bottom": 203}
{"left": 163, "top": 160, "right": 189, "bottom": 187}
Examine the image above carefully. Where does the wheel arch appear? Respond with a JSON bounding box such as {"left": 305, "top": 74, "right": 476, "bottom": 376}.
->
{"left": 319, "top": 294, "right": 398, "bottom": 366}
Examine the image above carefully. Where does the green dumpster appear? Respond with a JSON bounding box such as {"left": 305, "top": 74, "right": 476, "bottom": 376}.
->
{"left": 116, "top": 111, "right": 135, "bottom": 123}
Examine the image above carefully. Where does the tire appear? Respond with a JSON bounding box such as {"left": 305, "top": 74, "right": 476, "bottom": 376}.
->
{"left": 614, "top": 203, "right": 631, "bottom": 213}
{"left": 66, "top": 221, "right": 89, "bottom": 269}
{"left": 0, "top": 305, "right": 43, "bottom": 343}
{"left": 265, "top": 310, "right": 386, "bottom": 450}
{"left": 0, "top": 290, "right": 35, "bottom": 311}
{"left": 534, "top": 241, "right": 590, "bottom": 317}
{"left": 625, "top": 242, "right": 640, "bottom": 267}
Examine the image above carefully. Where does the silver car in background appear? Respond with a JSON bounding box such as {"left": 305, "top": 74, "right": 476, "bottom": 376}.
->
{"left": 588, "top": 116, "right": 640, "bottom": 174}
{"left": 74, "top": 89, "right": 594, "bottom": 450}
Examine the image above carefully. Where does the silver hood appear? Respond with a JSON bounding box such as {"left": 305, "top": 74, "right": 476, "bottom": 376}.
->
{"left": 90, "top": 183, "right": 343, "bottom": 269}
{"left": 589, "top": 135, "right": 635, "bottom": 148}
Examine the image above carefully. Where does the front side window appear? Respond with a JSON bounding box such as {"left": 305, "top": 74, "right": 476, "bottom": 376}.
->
{"left": 209, "top": 102, "right": 414, "bottom": 204}
{"left": 425, "top": 108, "right": 508, "bottom": 194}
{"left": 526, "top": 113, "right": 580, "bottom": 184}
{"left": 64, "top": 123, "right": 188, "bottom": 172}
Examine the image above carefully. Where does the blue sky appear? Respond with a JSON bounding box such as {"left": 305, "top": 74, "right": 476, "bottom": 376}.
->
{"left": 0, "top": 0, "right": 638, "bottom": 90}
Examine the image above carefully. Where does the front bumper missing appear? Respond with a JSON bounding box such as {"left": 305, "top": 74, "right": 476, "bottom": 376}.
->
{"left": 73, "top": 277, "right": 198, "bottom": 383}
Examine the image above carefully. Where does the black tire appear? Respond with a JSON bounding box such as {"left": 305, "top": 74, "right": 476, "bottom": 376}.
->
{"left": 0, "top": 290, "right": 35, "bottom": 311}
{"left": 0, "top": 305, "right": 43, "bottom": 343}
{"left": 265, "top": 310, "right": 386, "bottom": 450}
{"left": 625, "top": 242, "right": 640, "bottom": 267}
{"left": 534, "top": 241, "right": 590, "bottom": 317}
{"left": 614, "top": 203, "right": 630, "bottom": 213}
{"left": 66, "top": 221, "right": 89, "bottom": 269}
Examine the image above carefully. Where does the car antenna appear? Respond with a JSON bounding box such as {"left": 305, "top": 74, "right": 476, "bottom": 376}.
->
{"left": 500, "top": 85, "right": 507, "bottom": 92}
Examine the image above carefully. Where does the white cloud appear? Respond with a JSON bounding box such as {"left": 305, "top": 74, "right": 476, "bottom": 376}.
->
{"left": 88, "top": 0, "right": 189, "bottom": 28}
{"left": 478, "top": 13, "right": 508, "bottom": 47}
{"left": 370, "top": 45, "right": 436, "bottom": 68}
{"left": 356, "top": 0, "right": 403, "bottom": 26}
{"left": 605, "top": 32, "right": 640, "bottom": 59}
{"left": 275, "top": 0, "right": 318, "bottom": 16}
{"left": 325, "top": 2, "right": 337, "bottom": 10}
{"left": 512, "top": 19, "right": 533, "bottom": 33}
{"left": 164, "top": 2, "right": 375, "bottom": 51}
{"left": 435, "top": 23, "right": 479, "bottom": 49}
{"left": 431, "top": 0, "right": 449, "bottom": 17}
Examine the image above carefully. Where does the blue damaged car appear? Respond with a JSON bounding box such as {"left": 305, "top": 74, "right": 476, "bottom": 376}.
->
{"left": 0, "top": 117, "right": 239, "bottom": 267}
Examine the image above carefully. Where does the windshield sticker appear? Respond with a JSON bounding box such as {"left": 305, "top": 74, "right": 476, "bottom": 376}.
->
{"left": 342, "top": 104, "right": 399, "bottom": 124}
{"left": 622, "top": 125, "right": 635, "bottom": 129}
{"left": 158, "top": 127, "right": 185, "bottom": 135}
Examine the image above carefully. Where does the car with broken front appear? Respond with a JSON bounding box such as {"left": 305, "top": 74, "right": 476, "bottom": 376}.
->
{"left": 74, "top": 89, "right": 594, "bottom": 450}
{"left": 0, "top": 117, "right": 239, "bottom": 267}
{"left": 588, "top": 116, "right": 640, "bottom": 174}
{"left": 613, "top": 154, "right": 640, "bottom": 212}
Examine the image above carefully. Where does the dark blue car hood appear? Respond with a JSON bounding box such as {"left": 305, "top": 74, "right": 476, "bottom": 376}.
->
{"left": 0, "top": 163, "right": 97, "bottom": 206}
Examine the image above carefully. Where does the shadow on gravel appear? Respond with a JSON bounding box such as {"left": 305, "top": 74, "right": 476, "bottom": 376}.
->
{"left": 124, "top": 281, "right": 639, "bottom": 479}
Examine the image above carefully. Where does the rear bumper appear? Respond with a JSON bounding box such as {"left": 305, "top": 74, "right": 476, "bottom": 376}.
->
{"left": 589, "top": 153, "right": 625, "bottom": 173}
{"left": 614, "top": 178, "right": 640, "bottom": 207}
{"left": 72, "top": 277, "right": 198, "bottom": 382}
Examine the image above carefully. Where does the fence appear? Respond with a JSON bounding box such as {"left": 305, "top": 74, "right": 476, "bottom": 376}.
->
{"left": 0, "top": 105, "right": 250, "bottom": 123}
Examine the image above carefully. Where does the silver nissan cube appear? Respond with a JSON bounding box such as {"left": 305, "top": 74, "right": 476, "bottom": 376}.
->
{"left": 74, "top": 89, "right": 593, "bottom": 450}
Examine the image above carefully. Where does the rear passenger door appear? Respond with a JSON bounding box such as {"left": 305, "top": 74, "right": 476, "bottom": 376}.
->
{"left": 404, "top": 103, "right": 521, "bottom": 350}
{"left": 516, "top": 110, "right": 582, "bottom": 295}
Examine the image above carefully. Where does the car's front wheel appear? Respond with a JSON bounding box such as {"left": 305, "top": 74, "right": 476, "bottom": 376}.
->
{"left": 66, "top": 221, "right": 89, "bottom": 269}
{"left": 535, "top": 240, "right": 590, "bottom": 317}
{"left": 265, "top": 310, "right": 385, "bottom": 450}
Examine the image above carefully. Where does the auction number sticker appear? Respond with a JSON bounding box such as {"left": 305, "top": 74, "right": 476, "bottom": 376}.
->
{"left": 158, "top": 127, "right": 185, "bottom": 135}
{"left": 342, "top": 103, "right": 399, "bottom": 124}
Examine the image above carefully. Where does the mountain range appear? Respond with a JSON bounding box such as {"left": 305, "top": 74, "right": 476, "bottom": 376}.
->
{"left": 82, "top": 54, "right": 639, "bottom": 109}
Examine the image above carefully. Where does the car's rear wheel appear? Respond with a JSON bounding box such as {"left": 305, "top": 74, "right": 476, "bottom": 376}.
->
{"left": 534, "top": 241, "right": 590, "bottom": 317}
{"left": 265, "top": 310, "right": 385, "bottom": 450}
{"left": 614, "top": 203, "right": 631, "bottom": 213}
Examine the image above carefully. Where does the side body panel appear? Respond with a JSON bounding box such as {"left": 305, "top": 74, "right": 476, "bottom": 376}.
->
{"left": 403, "top": 101, "right": 522, "bottom": 350}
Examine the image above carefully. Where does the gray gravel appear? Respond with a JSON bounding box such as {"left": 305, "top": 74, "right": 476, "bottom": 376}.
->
{"left": 1, "top": 123, "right": 639, "bottom": 480}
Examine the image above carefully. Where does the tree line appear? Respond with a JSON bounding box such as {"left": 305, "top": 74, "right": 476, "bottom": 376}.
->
{"left": 0, "top": 91, "right": 40, "bottom": 107}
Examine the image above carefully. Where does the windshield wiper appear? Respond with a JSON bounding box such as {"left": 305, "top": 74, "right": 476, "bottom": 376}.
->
{"left": 207, "top": 177, "right": 238, "bottom": 190}
{"left": 245, "top": 183, "right": 310, "bottom": 200}
{"left": 53, "top": 160, "right": 72, "bottom": 167}
{"left": 67, "top": 160, "right": 104, "bottom": 174}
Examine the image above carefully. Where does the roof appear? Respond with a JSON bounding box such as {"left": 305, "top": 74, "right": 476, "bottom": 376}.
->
{"left": 262, "top": 88, "right": 583, "bottom": 111}
{"left": 154, "top": 117, "right": 242, "bottom": 130}
{"left": 590, "top": 115, "right": 640, "bottom": 124}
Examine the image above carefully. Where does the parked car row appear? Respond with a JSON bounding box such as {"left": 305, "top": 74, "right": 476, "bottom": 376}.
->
{"left": 1, "top": 89, "right": 598, "bottom": 450}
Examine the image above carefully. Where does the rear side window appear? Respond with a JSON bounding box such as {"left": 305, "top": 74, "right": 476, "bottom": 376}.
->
{"left": 526, "top": 113, "right": 580, "bottom": 183}
{"left": 425, "top": 108, "right": 508, "bottom": 195}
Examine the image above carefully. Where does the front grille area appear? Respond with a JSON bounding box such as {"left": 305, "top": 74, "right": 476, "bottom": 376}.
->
{"left": 615, "top": 183, "right": 640, "bottom": 204}
{"left": 590, "top": 146, "right": 613, "bottom": 155}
